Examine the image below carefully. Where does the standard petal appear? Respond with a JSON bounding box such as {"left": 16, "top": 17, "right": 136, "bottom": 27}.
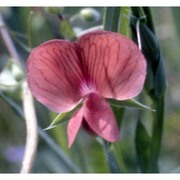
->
{"left": 26, "top": 40, "right": 86, "bottom": 112}
{"left": 77, "top": 30, "right": 147, "bottom": 100}
{"left": 67, "top": 108, "right": 83, "bottom": 148}
{"left": 83, "top": 92, "right": 119, "bottom": 142}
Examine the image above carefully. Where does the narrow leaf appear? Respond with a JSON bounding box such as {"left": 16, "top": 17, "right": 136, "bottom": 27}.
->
{"left": 119, "top": 7, "right": 130, "bottom": 36}
{"left": 135, "top": 120, "right": 151, "bottom": 173}
{"left": 108, "top": 98, "right": 155, "bottom": 112}
{"left": 44, "top": 101, "right": 82, "bottom": 131}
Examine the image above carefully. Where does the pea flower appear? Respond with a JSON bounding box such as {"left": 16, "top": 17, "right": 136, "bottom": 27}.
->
{"left": 26, "top": 30, "right": 147, "bottom": 147}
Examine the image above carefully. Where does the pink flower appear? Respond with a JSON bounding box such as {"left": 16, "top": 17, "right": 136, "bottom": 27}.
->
{"left": 26, "top": 30, "right": 147, "bottom": 147}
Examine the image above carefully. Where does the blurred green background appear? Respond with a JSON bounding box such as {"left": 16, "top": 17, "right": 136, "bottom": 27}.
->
{"left": 0, "top": 7, "right": 180, "bottom": 173}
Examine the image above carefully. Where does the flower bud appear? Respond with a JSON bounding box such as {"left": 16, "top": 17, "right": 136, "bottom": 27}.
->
{"left": 131, "top": 17, "right": 166, "bottom": 100}
{"left": 80, "top": 8, "right": 100, "bottom": 22}
{"left": 0, "top": 60, "right": 23, "bottom": 100}
{"left": 11, "top": 60, "right": 24, "bottom": 81}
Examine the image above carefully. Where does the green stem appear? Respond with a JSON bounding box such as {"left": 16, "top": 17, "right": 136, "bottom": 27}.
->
{"left": 148, "top": 96, "right": 165, "bottom": 172}
{"left": 102, "top": 141, "right": 120, "bottom": 173}
{"left": 119, "top": 7, "right": 130, "bottom": 36}
{"left": 27, "top": 11, "right": 34, "bottom": 51}
{"left": 103, "top": 7, "right": 121, "bottom": 32}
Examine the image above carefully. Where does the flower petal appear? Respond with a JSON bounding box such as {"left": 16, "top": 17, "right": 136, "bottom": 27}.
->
{"left": 26, "top": 40, "right": 86, "bottom": 112}
{"left": 83, "top": 92, "right": 119, "bottom": 142}
{"left": 77, "top": 30, "right": 147, "bottom": 100}
{"left": 67, "top": 108, "right": 83, "bottom": 147}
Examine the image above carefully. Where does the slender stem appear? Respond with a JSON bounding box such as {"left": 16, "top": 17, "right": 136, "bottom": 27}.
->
{"left": 119, "top": 7, "right": 130, "bottom": 36}
{"left": 27, "top": 11, "right": 34, "bottom": 50}
{"left": 102, "top": 141, "right": 120, "bottom": 173}
{"left": 20, "top": 82, "right": 38, "bottom": 173}
{"left": 0, "top": 14, "right": 21, "bottom": 65}
{"left": 136, "top": 19, "right": 142, "bottom": 50}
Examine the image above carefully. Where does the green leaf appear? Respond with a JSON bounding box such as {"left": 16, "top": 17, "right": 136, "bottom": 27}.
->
{"left": 44, "top": 101, "right": 82, "bottom": 131}
{"left": 108, "top": 98, "right": 155, "bottom": 112}
{"left": 135, "top": 120, "right": 151, "bottom": 173}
